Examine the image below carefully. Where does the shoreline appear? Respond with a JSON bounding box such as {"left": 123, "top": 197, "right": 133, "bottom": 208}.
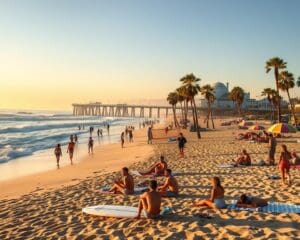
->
{"left": 0, "top": 127, "right": 154, "bottom": 199}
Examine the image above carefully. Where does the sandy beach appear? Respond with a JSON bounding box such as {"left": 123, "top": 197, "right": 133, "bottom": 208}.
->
{"left": 0, "top": 120, "right": 299, "bottom": 239}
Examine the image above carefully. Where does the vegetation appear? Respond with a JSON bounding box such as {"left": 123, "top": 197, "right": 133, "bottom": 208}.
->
{"left": 229, "top": 86, "right": 245, "bottom": 116}
{"left": 265, "top": 57, "right": 287, "bottom": 122}
{"left": 278, "top": 71, "right": 298, "bottom": 124}
{"left": 261, "top": 88, "right": 281, "bottom": 121}
{"left": 167, "top": 92, "right": 180, "bottom": 127}
{"left": 200, "top": 84, "right": 215, "bottom": 129}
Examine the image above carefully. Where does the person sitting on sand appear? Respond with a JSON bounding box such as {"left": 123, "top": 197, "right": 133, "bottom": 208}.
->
{"left": 54, "top": 144, "right": 62, "bottom": 169}
{"left": 136, "top": 180, "right": 161, "bottom": 219}
{"left": 194, "top": 177, "right": 226, "bottom": 209}
{"left": 235, "top": 149, "right": 251, "bottom": 166}
{"left": 237, "top": 194, "right": 268, "bottom": 208}
{"left": 291, "top": 151, "right": 300, "bottom": 165}
{"left": 278, "top": 144, "right": 292, "bottom": 186}
{"left": 109, "top": 167, "right": 134, "bottom": 194}
{"left": 141, "top": 155, "right": 167, "bottom": 176}
{"left": 158, "top": 169, "right": 179, "bottom": 197}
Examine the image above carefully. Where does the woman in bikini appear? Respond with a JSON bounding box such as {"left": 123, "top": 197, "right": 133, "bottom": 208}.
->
{"left": 194, "top": 177, "right": 226, "bottom": 209}
{"left": 278, "top": 144, "right": 292, "bottom": 185}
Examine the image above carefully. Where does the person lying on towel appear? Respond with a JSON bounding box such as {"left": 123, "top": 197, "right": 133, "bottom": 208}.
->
{"left": 158, "top": 169, "right": 179, "bottom": 197}
{"left": 141, "top": 155, "right": 167, "bottom": 176}
{"left": 237, "top": 194, "right": 268, "bottom": 208}
{"left": 135, "top": 180, "right": 161, "bottom": 219}
{"left": 108, "top": 167, "right": 134, "bottom": 195}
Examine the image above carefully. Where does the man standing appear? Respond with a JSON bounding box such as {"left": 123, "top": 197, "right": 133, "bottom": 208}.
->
{"left": 268, "top": 134, "right": 277, "bottom": 165}
{"left": 147, "top": 126, "right": 153, "bottom": 144}
{"left": 177, "top": 132, "right": 187, "bottom": 157}
{"left": 88, "top": 137, "right": 94, "bottom": 155}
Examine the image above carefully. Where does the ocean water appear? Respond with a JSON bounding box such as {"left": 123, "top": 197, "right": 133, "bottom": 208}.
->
{"left": 0, "top": 110, "right": 142, "bottom": 164}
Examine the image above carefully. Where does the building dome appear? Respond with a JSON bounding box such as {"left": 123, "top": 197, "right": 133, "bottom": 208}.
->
{"left": 212, "top": 82, "right": 228, "bottom": 99}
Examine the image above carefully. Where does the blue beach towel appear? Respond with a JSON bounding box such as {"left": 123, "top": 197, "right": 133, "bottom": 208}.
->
{"left": 227, "top": 200, "right": 300, "bottom": 213}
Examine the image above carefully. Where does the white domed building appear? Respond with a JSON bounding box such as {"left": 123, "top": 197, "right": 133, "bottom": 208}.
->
{"left": 199, "top": 82, "right": 250, "bottom": 109}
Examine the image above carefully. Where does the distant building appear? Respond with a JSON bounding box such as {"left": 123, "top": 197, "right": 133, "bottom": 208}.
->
{"left": 198, "top": 82, "right": 288, "bottom": 110}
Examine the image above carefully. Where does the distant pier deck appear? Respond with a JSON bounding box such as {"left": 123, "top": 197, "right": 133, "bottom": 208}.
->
{"left": 72, "top": 103, "right": 182, "bottom": 118}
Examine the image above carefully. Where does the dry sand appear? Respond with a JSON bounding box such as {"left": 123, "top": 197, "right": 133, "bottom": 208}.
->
{"left": 0, "top": 121, "right": 299, "bottom": 239}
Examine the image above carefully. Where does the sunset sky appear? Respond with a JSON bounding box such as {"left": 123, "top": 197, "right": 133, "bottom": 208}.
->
{"left": 0, "top": 0, "right": 299, "bottom": 111}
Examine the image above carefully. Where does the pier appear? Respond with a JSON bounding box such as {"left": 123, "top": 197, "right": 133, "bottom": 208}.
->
{"left": 72, "top": 103, "right": 182, "bottom": 118}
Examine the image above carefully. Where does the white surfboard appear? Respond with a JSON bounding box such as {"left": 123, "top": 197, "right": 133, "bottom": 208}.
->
{"left": 131, "top": 170, "right": 143, "bottom": 177}
{"left": 82, "top": 205, "right": 145, "bottom": 218}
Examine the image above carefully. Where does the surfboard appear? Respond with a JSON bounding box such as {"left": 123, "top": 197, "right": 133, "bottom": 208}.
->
{"left": 82, "top": 205, "right": 145, "bottom": 218}
{"left": 131, "top": 170, "right": 143, "bottom": 177}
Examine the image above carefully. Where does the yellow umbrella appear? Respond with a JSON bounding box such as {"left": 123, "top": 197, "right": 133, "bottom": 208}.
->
{"left": 267, "top": 123, "right": 297, "bottom": 134}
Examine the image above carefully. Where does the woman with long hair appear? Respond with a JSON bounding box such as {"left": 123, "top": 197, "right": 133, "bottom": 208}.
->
{"left": 194, "top": 177, "right": 226, "bottom": 209}
{"left": 278, "top": 144, "right": 292, "bottom": 185}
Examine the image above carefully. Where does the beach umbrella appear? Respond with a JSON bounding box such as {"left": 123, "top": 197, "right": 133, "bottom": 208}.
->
{"left": 267, "top": 123, "right": 297, "bottom": 134}
{"left": 249, "top": 125, "right": 265, "bottom": 131}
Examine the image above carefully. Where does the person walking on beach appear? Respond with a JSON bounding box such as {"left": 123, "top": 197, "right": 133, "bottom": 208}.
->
{"left": 100, "top": 128, "right": 103, "bottom": 137}
{"left": 70, "top": 134, "right": 74, "bottom": 142}
{"left": 147, "top": 126, "right": 153, "bottom": 144}
{"left": 88, "top": 137, "right": 94, "bottom": 155}
{"left": 67, "top": 139, "right": 75, "bottom": 165}
{"left": 135, "top": 180, "right": 161, "bottom": 219}
{"left": 177, "top": 132, "right": 187, "bottom": 157}
{"left": 129, "top": 129, "right": 133, "bottom": 142}
{"left": 107, "top": 124, "right": 110, "bottom": 134}
{"left": 54, "top": 144, "right": 62, "bottom": 169}
{"left": 97, "top": 128, "right": 100, "bottom": 137}
{"left": 74, "top": 134, "right": 78, "bottom": 143}
{"left": 268, "top": 134, "right": 277, "bottom": 165}
{"left": 121, "top": 132, "right": 125, "bottom": 148}
{"left": 278, "top": 144, "right": 292, "bottom": 185}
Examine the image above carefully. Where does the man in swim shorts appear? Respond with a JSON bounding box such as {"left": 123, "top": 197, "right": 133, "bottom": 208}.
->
{"left": 135, "top": 180, "right": 161, "bottom": 219}
{"left": 158, "top": 169, "right": 179, "bottom": 197}
{"left": 141, "top": 155, "right": 167, "bottom": 176}
{"left": 109, "top": 167, "right": 134, "bottom": 195}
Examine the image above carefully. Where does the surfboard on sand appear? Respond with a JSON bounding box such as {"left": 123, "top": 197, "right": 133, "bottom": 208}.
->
{"left": 131, "top": 170, "right": 143, "bottom": 177}
{"left": 82, "top": 205, "right": 145, "bottom": 218}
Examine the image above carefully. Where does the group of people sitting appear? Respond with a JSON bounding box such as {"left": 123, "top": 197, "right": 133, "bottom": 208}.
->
{"left": 104, "top": 155, "right": 270, "bottom": 219}
{"left": 236, "top": 131, "right": 269, "bottom": 143}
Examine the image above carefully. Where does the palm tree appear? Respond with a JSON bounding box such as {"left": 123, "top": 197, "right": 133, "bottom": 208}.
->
{"left": 278, "top": 71, "right": 298, "bottom": 125}
{"left": 229, "top": 86, "right": 245, "bottom": 116}
{"left": 180, "top": 73, "right": 201, "bottom": 139}
{"left": 265, "top": 57, "right": 287, "bottom": 122}
{"left": 261, "top": 88, "right": 280, "bottom": 121}
{"left": 167, "top": 92, "right": 179, "bottom": 127}
{"left": 176, "top": 87, "right": 188, "bottom": 125}
{"left": 200, "top": 84, "right": 216, "bottom": 129}
{"left": 297, "top": 77, "right": 300, "bottom": 87}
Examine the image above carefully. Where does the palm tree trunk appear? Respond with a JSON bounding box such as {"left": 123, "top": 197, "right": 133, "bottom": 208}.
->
{"left": 192, "top": 98, "right": 201, "bottom": 139}
{"left": 275, "top": 68, "right": 282, "bottom": 123}
{"left": 210, "top": 105, "right": 215, "bottom": 129}
{"left": 286, "top": 90, "right": 298, "bottom": 125}
{"left": 206, "top": 102, "right": 210, "bottom": 128}
{"left": 172, "top": 105, "right": 178, "bottom": 128}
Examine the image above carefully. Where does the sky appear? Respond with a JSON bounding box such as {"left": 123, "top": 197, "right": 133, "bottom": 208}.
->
{"left": 0, "top": 0, "right": 299, "bottom": 111}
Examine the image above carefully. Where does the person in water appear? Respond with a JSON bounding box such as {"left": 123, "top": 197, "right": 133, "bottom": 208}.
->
{"left": 141, "top": 155, "right": 167, "bottom": 176}
{"left": 177, "top": 133, "right": 187, "bottom": 157}
{"left": 278, "top": 144, "right": 292, "bottom": 185}
{"left": 67, "top": 139, "right": 75, "bottom": 165}
{"left": 237, "top": 194, "right": 268, "bottom": 208}
{"left": 194, "top": 177, "right": 226, "bottom": 209}
{"left": 109, "top": 167, "right": 134, "bottom": 195}
{"left": 158, "top": 169, "right": 179, "bottom": 197}
{"left": 235, "top": 149, "right": 251, "bottom": 166}
{"left": 88, "top": 137, "right": 94, "bottom": 155}
{"left": 54, "top": 144, "right": 62, "bottom": 168}
{"left": 135, "top": 180, "right": 161, "bottom": 219}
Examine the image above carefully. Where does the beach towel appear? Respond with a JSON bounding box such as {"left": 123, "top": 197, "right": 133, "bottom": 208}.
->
{"left": 100, "top": 186, "right": 148, "bottom": 195}
{"left": 227, "top": 200, "right": 300, "bottom": 213}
